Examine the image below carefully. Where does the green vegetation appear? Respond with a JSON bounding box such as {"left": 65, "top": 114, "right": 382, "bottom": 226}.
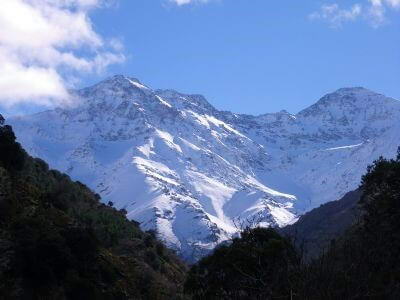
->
{"left": 0, "top": 123, "right": 187, "bottom": 299}
{"left": 185, "top": 227, "right": 301, "bottom": 299}
{"left": 185, "top": 149, "right": 400, "bottom": 299}
{"left": 1, "top": 118, "right": 400, "bottom": 299}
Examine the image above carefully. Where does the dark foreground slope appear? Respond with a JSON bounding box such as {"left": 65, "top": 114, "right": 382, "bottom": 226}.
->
{"left": 186, "top": 150, "right": 400, "bottom": 299}
{"left": 0, "top": 123, "right": 187, "bottom": 299}
{"left": 282, "top": 189, "right": 362, "bottom": 258}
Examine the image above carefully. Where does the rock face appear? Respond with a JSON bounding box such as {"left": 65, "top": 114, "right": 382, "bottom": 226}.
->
{"left": 8, "top": 76, "right": 400, "bottom": 260}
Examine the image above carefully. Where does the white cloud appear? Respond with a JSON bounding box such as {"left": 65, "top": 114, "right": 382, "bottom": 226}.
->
{"left": 309, "top": 3, "right": 362, "bottom": 28}
{"left": 0, "top": 0, "right": 124, "bottom": 107}
{"left": 368, "top": 0, "right": 400, "bottom": 26}
{"left": 372, "top": 0, "right": 400, "bottom": 8}
{"left": 310, "top": 0, "right": 400, "bottom": 28}
{"left": 169, "top": 0, "right": 211, "bottom": 6}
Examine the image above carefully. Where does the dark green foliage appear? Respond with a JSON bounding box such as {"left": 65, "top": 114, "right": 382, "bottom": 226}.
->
{"left": 295, "top": 154, "right": 400, "bottom": 299}
{"left": 185, "top": 227, "right": 300, "bottom": 299}
{"left": 186, "top": 152, "right": 400, "bottom": 299}
{"left": 397, "top": 146, "right": 400, "bottom": 161}
{"left": 0, "top": 125, "right": 187, "bottom": 299}
{"left": 0, "top": 125, "right": 26, "bottom": 171}
{"left": 3, "top": 120, "right": 400, "bottom": 299}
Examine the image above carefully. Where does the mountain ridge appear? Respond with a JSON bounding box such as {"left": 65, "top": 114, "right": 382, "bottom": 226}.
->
{"left": 8, "top": 75, "right": 400, "bottom": 260}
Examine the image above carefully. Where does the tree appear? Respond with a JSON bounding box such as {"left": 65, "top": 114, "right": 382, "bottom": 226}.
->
{"left": 397, "top": 146, "right": 400, "bottom": 161}
{"left": 185, "top": 227, "right": 301, "bottom": 299}
{"left": 0, "top": 125, "right": 188, "bottom": 299}
{"left": 0, "top": 125, "right": 26, "bottom": 171}
{"left": 301, "top": 154, "right": 400, "bottom": 299}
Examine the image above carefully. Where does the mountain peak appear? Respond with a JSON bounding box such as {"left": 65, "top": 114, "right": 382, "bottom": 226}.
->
{"left": 323, "top": 86, "right": 380, "bottom": 101}
{"left": 298, "top": 86, "right": 398, "bottom": 118}
{"left": 105, "top": 74, "right": 143, "bottom": 84}
{"left": 75, "top": 75, "right": 153, "bottom": 104}
{"left": 8, "top": 76, "right": 400, "bottom": 261}
{"left": 331, "top": 87, "right": 385, "bottom": 99}
{"left": 87, "top": 75, "right": 150, "bottom": 91}
{"left": 335, "top": 86, "right": 370, "bottom": 93}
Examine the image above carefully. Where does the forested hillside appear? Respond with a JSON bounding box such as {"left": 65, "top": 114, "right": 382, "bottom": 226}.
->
{"left": 0, "top": 122, "right": 187, "bottom": 299}
{"left": 185, "top": 150, "right": 400, "bottom": 299}
{"left": 2, "top": 115, "right": 400, "bottom": 299}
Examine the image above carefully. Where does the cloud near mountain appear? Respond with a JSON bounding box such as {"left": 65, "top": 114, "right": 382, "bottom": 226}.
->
{"left": 0, "top": 0, "right": 124, "bottom": 106}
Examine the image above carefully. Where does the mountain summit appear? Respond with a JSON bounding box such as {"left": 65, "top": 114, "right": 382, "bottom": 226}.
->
{"left": 8, "top": 76, "right": 400, "bottom": 260}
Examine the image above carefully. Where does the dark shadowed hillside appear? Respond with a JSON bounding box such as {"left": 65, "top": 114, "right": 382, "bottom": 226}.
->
{"left": 282, "top": 189, "right": 362, "bottom": 258}
{"left": 0, "top": 121, "right": 187, "bottom": 299}
{"left": 186, "top": 151, "right": 400, "bottom": 299}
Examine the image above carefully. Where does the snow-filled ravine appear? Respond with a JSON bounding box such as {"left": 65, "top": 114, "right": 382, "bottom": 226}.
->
{"left": 9, "top": 76, "right": 400, "bottom": 260}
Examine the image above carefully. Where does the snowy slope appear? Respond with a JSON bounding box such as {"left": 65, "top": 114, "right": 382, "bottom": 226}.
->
{"left": 8, "top": 77, "right": 400, "bottom": 260}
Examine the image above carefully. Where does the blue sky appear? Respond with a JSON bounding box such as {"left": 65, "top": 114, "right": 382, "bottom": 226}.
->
{"left": 91, "top": 0, "right": 400, "bottom": 114}
{"left": 1, "top": 0, "right": 399, "bottom": 115}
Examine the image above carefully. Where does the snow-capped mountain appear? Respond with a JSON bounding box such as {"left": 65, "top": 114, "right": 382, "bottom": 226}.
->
{"left": 8, "top": 76, "right": 400, "bottom": 260}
